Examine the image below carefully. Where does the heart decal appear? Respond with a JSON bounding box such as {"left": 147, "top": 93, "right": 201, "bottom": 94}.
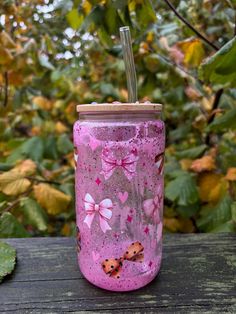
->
{"left": 118, "top": 191, "right": 128, "bottom": 204}
{"left": 92, "top": 251, "right": 100, "bottom": 262}
{"left": 89, "top": 137, "right": 100, "bottom": 151}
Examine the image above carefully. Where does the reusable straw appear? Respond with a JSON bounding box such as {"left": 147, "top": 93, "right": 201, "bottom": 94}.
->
{"left": 119, "top": 26, "right": 138, "bottom": 103}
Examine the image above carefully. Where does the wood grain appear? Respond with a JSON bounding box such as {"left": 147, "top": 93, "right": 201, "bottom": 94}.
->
{"left": 0, "top": 234, "right": 235, "bottom": 313}
{"left": 76, "top": 103, "right": 162, "bottom": 112}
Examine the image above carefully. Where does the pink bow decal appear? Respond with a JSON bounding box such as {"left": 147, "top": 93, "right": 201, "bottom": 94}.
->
{"left": 101, "top": 148, "right": 139, "bottom": 181}
{"left": 83, "top": 193, "right": 113, "bottom": 233}
{"left": 143, "top": 189, "right": 162, "bottom": 224}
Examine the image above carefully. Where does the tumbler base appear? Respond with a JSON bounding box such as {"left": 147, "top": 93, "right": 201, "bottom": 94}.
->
{"left": 80, "top": 259, "right": 162, "bottom": 292}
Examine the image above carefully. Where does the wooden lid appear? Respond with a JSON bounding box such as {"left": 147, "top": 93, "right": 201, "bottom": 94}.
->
{"left": 76, "top": 103, "right": 162, "bottom": 113}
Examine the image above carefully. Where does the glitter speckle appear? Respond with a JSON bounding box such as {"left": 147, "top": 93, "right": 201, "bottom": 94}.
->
{"left": 95, "top": 177, "right": 101, "bottom": 185}
{"left": 127, "top": 215, "right": 132, "bottom": 223}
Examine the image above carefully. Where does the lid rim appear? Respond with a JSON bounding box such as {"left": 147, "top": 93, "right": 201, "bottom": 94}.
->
{"left": 76, "top": 103, "right": 163, "bottom": 113}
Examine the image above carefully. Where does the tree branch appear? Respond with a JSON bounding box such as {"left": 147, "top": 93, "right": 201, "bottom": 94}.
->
{"left": 26, "top": 177, "right": 61, "bottom": 185}
{"left": 234, "top": 10, "right": 236, "bottom": 36}
{"left": 2, "top": 188, "right": 33, "bottom": 213}
{"left": 205, "top": 88, "right": 224, "bottom": 145}
{"left": 162, "top": 0, "right": 225, "bottom": 146}
{"left": 163, "top": 0, "right": 219, "bottom": 51}
{"left": 207, "top": 88, "right": 224, "bottom": 125}
{"left": 149, "top": 46, "right": 199, "bottom": 81}
{"left": 3, "top": 71, "right": 8, "bottom": 107}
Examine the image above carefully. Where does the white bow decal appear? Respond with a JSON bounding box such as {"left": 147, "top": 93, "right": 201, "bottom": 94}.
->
{"left": 83, "top": 193, "right": 113, "bottom": 233}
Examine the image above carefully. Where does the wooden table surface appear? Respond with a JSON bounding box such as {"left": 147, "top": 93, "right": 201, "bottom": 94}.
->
{"left": 0, "top": 234, "right": 235, "bottom": 313}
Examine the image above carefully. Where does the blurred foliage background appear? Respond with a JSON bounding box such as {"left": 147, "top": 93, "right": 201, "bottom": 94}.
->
{"left": 0, "top": 0, "right": 236, "bottom": 238}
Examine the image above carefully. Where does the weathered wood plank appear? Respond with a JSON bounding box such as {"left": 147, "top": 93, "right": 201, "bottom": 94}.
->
{"left": 0, "top": 234, "right": 235, "bottom": 313}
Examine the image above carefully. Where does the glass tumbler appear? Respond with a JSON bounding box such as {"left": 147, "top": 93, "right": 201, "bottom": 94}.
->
{"left": 73, "top": 103, "right": 165, "bottom": 291}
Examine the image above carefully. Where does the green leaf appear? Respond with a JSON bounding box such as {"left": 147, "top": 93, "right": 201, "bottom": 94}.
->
{"left": 6, "top": 147, "right": 24, "bottom": 164}
{"left": 207, "top": 108, "right": 236, "bottom": 131}
{"left": 135, "top": 0, "right": 156, "bottom": 28}
{"left": 59, "top": 183, "right": 75, "bottom": 200}
{"left": 57, "top": 134, "right": 73, "bottom": 154}
{"left": 210, "top": 221, "right": 236, "bottom": 233}
{"left": 7, "top": 137, "right": 44, "bottom": 163}
{"left": 20, "top": 198, "right": 48, "bottom": 232}
{"left": 66, "top": 8, "right": 84, "bottom": 30}
{"left": 169, "top": 124, "right": 191, "bottom": 141}
{"left": 197, "top": 196, "right": 233, "bottom": 232}
{"left": 176, "top": 202, "right": 200, "bottom": 218}
{"left": 175, "top": 145, "right": 207, "bottom": 159}
{"left": 144, "top": 54, "right": 165, "bottom": 73}
{"left": 44, "top": 135, "right": 59, "bottom": 159}
{"left": 199, "top": 37, "right": 236, "bottom": 87}
{"left": 164, "top": 160, "right": 181, "bottom": 176}
{"left": 0, "top": 242, "right": 16, "bottom": 283}
{"left": 104, "top": 4, "right": 120, "bottom": 34}
{"left": 38, "top": 54, "right": 55, "bottom": 70}
{"left": 0, "top": 163, "right": 13, "bottom": 171}
{"left": 23, "top": 137, "right": 44, "bottom": 161}
{"left": 100, "top": 82, "right": 118, "bottom": 97}
{"left": 165, "top": 173, "right": 199, "bottom": 206}
{"left": 158, "top": 22, "right": 178, "bottom": 36}
{"left": 97, "top": 26, "right": 113, "bottom": 48}
{"left": 112, "top": 0, "right": 127, "bottom": 9}
{"left": 0, "top": 212, "right": 29, "bottom": 238}
{"left": 231, "top": 202, "right": 236, "bottom": 223}
{"left": 80, "top": 6, "right": 104, "bottom": 31}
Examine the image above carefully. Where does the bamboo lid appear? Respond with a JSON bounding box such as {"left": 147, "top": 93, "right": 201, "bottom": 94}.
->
{"left": 76, "top": 103, "right": 162, "bottom": 113}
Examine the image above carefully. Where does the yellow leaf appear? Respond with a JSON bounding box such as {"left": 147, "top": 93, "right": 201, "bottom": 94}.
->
{"left": 179, "top": 218, "right": 196, "bottom": 233}
{"left": 164, "top": 217, "right": 181, "bottom": 232}
{"left": 191, "top": 155, "right": 216, "bottom": 173}
{"left": 32, "top": 96, "right": 52, "bottom": 110}
{"left": 8, "top": 71, "right": 24, "bottom": 86}
{"left": 61, "top": 222, "right": 72, "bottom": 236}
{"left": 0, "top": 31, "right": 16, "bottom": 49}
{"left": 55, "top": 121, "right": 68, "bottom": 134}
{"left": 201, "top": 96, "right": 214, "bottom": 112}
{"left": 120, "top": 89, "right": 128, "bottom": 101}
{"left": 14, "top": 159, "right": 37, "bottom": 176}
{"left": 66, "top": 152, "right": 75, "bottom": 168}
{"left": 0, "top": 48, "right": 13, "bottom": 65}
{"left": 192, "top": 114, "right": 207, "bottom": 131}
{"left": 180, "top": 159, "right": 193, "bottom": 171}
{"left": 198, "top": 173, "right": 228, "bottom": 204}
{"left": 30, "top": 126, "right": 41, "bottom": 136}
{"left": 164, "top": 217, "right": 195, "bottom": 233}
{"left": 82, "top": 0, "right": 92, "bottom": 14}
{"left": 33, "top": 183, "right": 71, "bottom": 215}
{"left": 177, "top": 38, "right": 204, "bottom": 67}
{"left": 54, "top": 100, "right": 65, "bottom": 109}
{"left": 0, "top": 170, "right": 31, "bottom": 196}
{"left": 225, "top": 168, "right": 236, "bottom": 181}
{"left": 146, "top": 31, "right": 154, "bottom": 43}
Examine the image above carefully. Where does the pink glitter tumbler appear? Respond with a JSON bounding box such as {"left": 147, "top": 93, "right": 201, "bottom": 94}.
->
{"left": 73, "top": 103, "right": 165, "bottom": 291}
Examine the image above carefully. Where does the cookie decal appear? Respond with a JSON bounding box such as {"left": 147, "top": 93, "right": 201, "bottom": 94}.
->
{"left": 76, "top": 226, "right": 81, "bottom": 253}
{"left": 155, "top": 152, "right": 164, "bottom": 175}
{"left": 101, "top": 241, "right": 144, "bottom": 279}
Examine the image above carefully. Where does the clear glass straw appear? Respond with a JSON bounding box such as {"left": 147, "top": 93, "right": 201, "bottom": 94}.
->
{"left": 119, "top": 26, "right": 138, "bottom": 103}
